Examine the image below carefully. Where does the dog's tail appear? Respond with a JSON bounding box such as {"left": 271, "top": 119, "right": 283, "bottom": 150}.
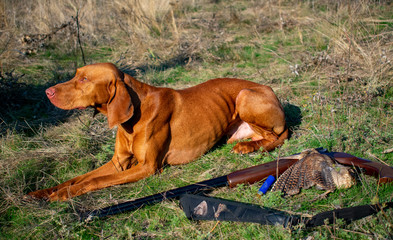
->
{"left": 263, "top": 128, "right": 289, "bottom": 152}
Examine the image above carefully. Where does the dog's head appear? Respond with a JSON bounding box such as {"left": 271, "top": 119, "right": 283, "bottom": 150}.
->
{"left": 46, "top": 63, "right": 134, "bottom": 128}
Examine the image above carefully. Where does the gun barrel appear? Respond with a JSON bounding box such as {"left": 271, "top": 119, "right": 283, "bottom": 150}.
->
{"left": 84, "top": 175, "right": 228, "bottom": 220}
{"left": 84, "top": 157, "right": 303, "bottom": 220}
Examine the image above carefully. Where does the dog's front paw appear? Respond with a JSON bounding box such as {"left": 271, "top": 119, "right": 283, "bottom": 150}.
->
{"left": 25, "top": 189, "right": 52, "bottom": 201}
{"left": 232, "top": 141, "right": 259, "bottom": 154}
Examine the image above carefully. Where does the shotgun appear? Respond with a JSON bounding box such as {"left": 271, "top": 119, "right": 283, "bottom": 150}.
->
{"left": 83, "top": 149, "right": 393, "bottom": 221}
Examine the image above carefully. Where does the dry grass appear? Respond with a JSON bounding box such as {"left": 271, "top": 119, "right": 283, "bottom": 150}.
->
{"left": 1, "top": 0, "right": 192, "bottom": 68}
{"left": 310, "top": 4, "right": 393, "bottom": 93}
{"left": 3, "top": 0, "right": 172, "bottom": 34}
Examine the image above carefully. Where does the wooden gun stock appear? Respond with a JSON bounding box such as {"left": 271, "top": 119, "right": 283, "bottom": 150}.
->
{"left": 227, "top": 158, "right": 298, "bottom": 188}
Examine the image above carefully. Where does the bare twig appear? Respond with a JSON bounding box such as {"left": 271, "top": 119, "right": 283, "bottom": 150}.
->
{"left": 382, "top": 148, "right": 393, "bottom": 154}
{"left": 366, "top": 151, "right": 391, "bottom": 166}
{"left": 169, "top": 2, "right": 179, "bottom": 42}
{"left": 73, "top": 10, "right": 86, "bottom": 65}
{"left": 0, "top": 32, "right": 12, "bottom": 57}
{"left": 323, "top": 225, "right": 373, "bottom": 237}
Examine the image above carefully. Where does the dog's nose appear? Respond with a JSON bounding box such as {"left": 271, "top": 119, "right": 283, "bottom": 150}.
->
{"left": 46, "top": 87, "right": 56, "bottom": 98}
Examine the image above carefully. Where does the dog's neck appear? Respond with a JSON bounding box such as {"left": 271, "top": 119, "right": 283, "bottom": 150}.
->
{"left": 94, "top": 73, "right": 158, "bottom": 132}
{"left": 123, "top": 74, "right": 156, "bottom": 99}
{"left": 117, "top": 74, "right": 151, "bottom": 133}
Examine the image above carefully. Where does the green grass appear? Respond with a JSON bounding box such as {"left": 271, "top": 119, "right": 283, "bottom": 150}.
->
{"left": 1, "top": 0, "right": 393, "bottom": 239}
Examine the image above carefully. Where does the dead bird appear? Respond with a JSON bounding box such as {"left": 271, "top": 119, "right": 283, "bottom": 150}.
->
{"left": 272, "top": 149, "right": 355, "bottom": 196}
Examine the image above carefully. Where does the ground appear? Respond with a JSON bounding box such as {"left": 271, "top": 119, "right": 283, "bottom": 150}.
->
{"left": 0, "top": 0, "right": 392, "bottom": 239}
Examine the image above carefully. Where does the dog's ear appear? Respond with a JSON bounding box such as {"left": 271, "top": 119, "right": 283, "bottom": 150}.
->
{"left": 107, "top": 76, "right": 134, "bottom": 129}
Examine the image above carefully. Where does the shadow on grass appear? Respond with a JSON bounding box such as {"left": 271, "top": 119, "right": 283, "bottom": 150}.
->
{"left": 283, "top": 102, "right": 302, "bottom": 128}
{"left": 283, "top": 102, "right": 302, "bottom": 138}
{"left": 0, "top": 70, "right": 74, "bottom": 136}
{"left": 118, "top": 53, "right": 195, "bottom": 78}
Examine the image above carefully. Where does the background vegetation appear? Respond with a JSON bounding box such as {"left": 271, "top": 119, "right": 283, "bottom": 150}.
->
{"left": 1, "top": 0, "right": 392, "bottom": 239}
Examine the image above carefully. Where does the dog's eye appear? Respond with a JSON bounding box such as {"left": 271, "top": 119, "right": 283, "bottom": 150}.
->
{"left": 79, "top": 77, "right": 88, "bottom": 83}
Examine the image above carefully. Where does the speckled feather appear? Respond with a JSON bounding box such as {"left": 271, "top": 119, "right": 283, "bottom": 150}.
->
{"left": 272, "top": 149, "right": 354, "bottom": 196}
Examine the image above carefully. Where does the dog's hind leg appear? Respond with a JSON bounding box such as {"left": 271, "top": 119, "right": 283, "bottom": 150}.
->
{"left": 231, "top": 86, "right": 287, "bottom": 153}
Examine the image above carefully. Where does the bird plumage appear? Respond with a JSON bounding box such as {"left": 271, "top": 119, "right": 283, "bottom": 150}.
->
{"left": 272, "top": 149, "right": 355, "bottom": 196}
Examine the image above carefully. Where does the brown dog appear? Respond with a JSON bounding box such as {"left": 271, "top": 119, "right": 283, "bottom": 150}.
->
{"left": 27, "top": 63, "right": 288, "bottom": 201}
